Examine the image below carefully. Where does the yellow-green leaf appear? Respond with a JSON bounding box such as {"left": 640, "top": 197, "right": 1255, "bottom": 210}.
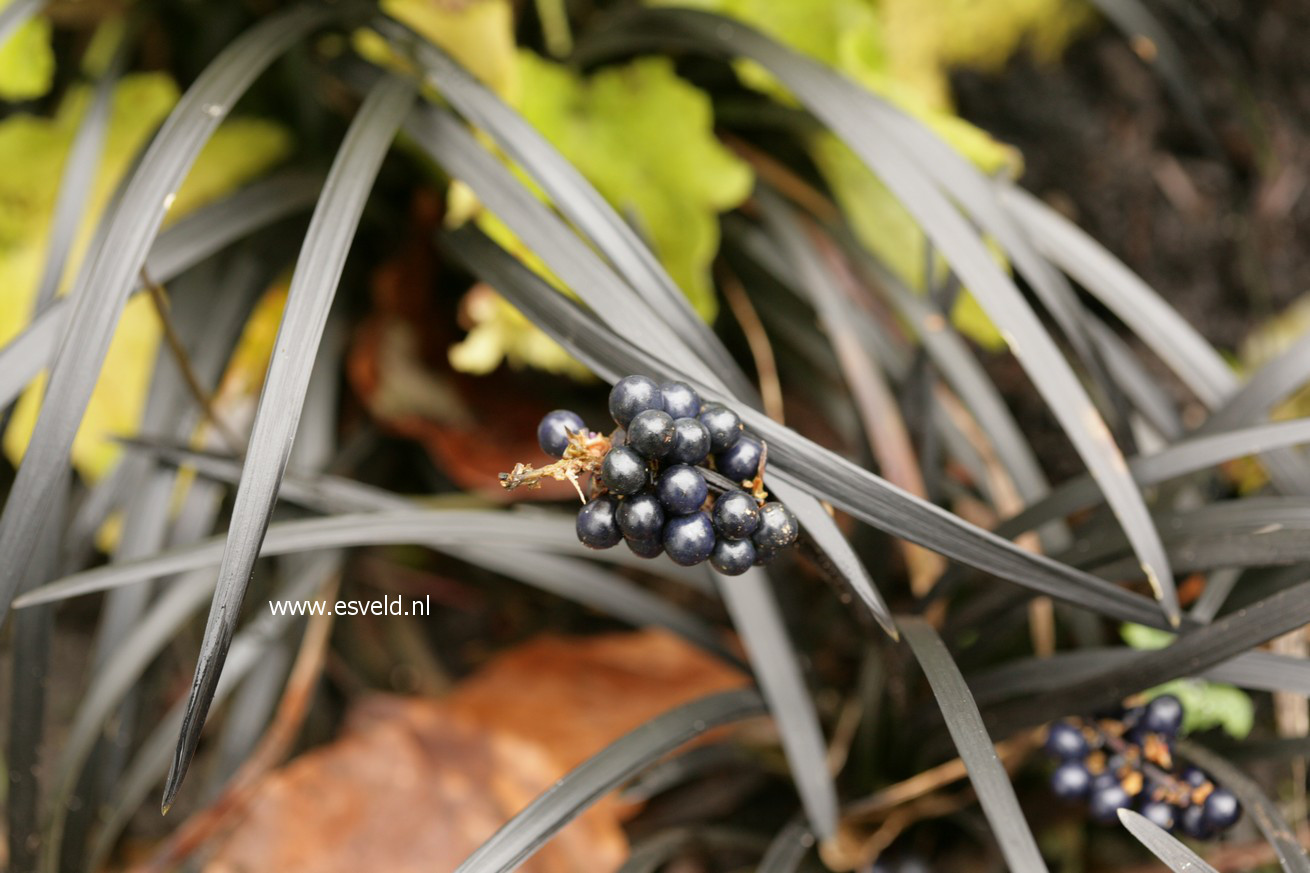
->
{"left": 0, "top": 72, "right": 293, "bottom": 481}
{"left": 0, "top": 2, "right": 54, "bottom": 100}
{"left": 515, "top": 52, "right": 752, "bottom": 321}
{"left": 355, "top": 0, "right": 519, "bottom": 101}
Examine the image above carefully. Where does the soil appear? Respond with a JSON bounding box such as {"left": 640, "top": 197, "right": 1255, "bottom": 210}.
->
{"left": 953, "top": 0, "right": 1310, "bottom": 354}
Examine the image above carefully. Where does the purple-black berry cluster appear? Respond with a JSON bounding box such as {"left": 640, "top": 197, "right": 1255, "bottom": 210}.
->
{"left": 1045, "top": 695, "right": 1241, "bottom": 838}
{"left": 540, "top": 375, "right": 799, "bottom": 575}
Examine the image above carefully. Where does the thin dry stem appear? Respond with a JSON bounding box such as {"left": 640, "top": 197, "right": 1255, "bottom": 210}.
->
{"left": 499, "top": 429, "right": 612, "bottom": 502}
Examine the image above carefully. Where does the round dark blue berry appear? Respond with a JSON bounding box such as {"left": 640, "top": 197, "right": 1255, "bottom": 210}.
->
{"left": 699, "top": 402, "right": 743, "bottom": 452}
{"left": 1089, "top": 782, "right": 1132, "bottom": 824}
{"left": 663, "top": 512, "right": 716, "bottom": 566}
{"left": 537, "top": 409, "right": 585, "bottom": 458}
{"left": 601, "top": 446, "right": 648, "bottom": 496}
{"left": 617, "top": 490, "right": 665, "bottom": 542}
{"left": 1181, "top": 767, "right": 1209, "bottom": 789}
{"left": 609, "top": 375, "right": 663, "bottom": 428}
{"left": 1139, "top": 800, "right": 1178, "bottom": 832}
{"left": 626, "top": 408, "right": 676, "bottom": 459}
{"left": 1050, "top": 760, "right": 1092, "bottom": 803}
{"left": 657, "top": 464, "right": 708, "bottom": 515}
{"left": 576, "top": 495, "right": 621, "bottom": 549}
{"left": 710, "top": 537, "right": 756, "bottom": 576}
{"left": 1202, "top": 789, "right": 1240, "bottom": 832}
{"left": 1141, "top": 694, "right": 1185, "bottom": 737}
{"left": 713, "top": 490, "right": 760, "bottom": 540}
{"left": 669, "top": 417, "right": 711, "bottom": 465}
{"left": 753, "top": 502, "right": 799, "bottom": 550}
{"left": 1179, "top": 803, "right": 1212, "bottom": 839}
{"left": 717, "top": 435, "right": 762, "bottom": 484}
{"left": 1044, "top": 721, "right": 1089, "bottom": 760}
{"left": 1091, "top": 770, "right": 1121, "bottom": 792}
{"left": 660, "top": 381, "right": 701, "bottom": 420}
{"left": 625, "top": 537, "right": 664, "bottom": 559}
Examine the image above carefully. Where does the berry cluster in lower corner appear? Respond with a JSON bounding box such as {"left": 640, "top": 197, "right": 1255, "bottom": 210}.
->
{"left": 504, "top": 375, "right": 799, "bottom": 575}
{"left": 1044, "top": 694, "right": 1241, "bottom": 838}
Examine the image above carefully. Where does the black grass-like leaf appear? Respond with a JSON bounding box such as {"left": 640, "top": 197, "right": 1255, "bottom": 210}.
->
{"left": 716, "top": 569, "right": 838, "bottom": 839}
{"left": 586, "top": 6, "right": 1180, "bottom": 627}
{"left": 898, "top": 617, "right": 1049, "bottom": 873}
{"left": 164, "top": 75, "right": 417, "bottom": 810}
{"left": 86, "top": 552, "right": 341, "bottom": 871}
{"left": 452, "top": 690, "right": 766, "bottom": 873}
{"left": 987, "top": 576, "right": 1310, "bottom": 732}
{"left": 756, "top": 817, "right": 814, "bottom": 873}
{"left": 1116, "top": 808, "right": 1219, "bottom": 873}
{"left": 405, "top": 99, "right": 897, "bottom": 638}
{"left": 0, "top": 4, "right": 348, "bottom": 629}
{"left": 449, "top": 226, "right": 1175, "bottom": 629}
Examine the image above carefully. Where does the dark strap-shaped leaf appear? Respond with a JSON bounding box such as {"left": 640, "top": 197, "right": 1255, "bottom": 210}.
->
{"left": 163, "top": 73, "right": 416, "bottom": 812}
{"left": 453, "top": 690, "right": 766, "bottom": 873}
{"left": 1117, "top": 808, "right": 1219, "bottom": 873}
{"left": 899, "top": 617, "right": 1049, "bottom": 873}
{"left": 0, "top": 4, "right": 350, "bottom": 628}
{"left": 446, "top": 225, "right": 1175, "bottom": 630}
{"left": 586, "top": 6, "right": 1180, "bottom": 627}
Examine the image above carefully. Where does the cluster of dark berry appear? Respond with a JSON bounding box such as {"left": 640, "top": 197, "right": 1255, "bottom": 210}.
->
{"left": 537, "top": 376, "right": 798, "bottom": 575}
{"left": 1045, "top": 695, "right": 1241, "bottom": 838}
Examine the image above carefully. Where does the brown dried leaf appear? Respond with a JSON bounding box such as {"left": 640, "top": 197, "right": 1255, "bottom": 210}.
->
{"left": 204, "top": 630, "right": 748, "bottom": 873}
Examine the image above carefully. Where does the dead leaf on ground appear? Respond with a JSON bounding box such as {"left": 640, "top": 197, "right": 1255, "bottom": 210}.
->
{"left": 203, "top": 629, "right": 749, "bottom": 873}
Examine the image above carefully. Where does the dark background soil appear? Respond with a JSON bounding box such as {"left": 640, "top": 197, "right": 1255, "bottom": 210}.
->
{"left": 955, "top": 0, "right": 1310, "bottom": 353}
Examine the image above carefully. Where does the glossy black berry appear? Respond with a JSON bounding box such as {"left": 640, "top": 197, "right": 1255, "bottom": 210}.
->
{"left": 1180, "top": 767, "right": 1209, "bottom": 788}
{"left": 1139, "top": 800, "right": 1178, "bottom": 832}
{"left": 617, "top": 490, "right": 665, "bottom": 542}
{"left": 1089, "top": 782, "right": 1132, "bottom": 824}
{"left": 576, "top": 495, "right": 621, "bottom": 549}
{"left": 1179, "top": 803, "right": 1212, "bottom": 839}
{"left": 1141, "top": 694, "right": 1185, "bottom": 737}
{"left": 663, "top": 512, "right": 715, "bottom": 566}
{"left": 753, "top": 502, "right": 799, "bottom": 550}
{"left": 1045, "top": 721, "right": 1089, "bottom": 760}
{"left": 710, "top": 537, "right": 756, "bottom": 576}
{"left": 1091, "top": 770, "right": 1120, "bottom": 792}
{"left": 626, "top": 537, "right": 664, "bottom": 559}
{"left": 1202, "top": 789, "right": 1240, "bottom": 831}
{"left": 717, "top": 435, "right": 762, "bottom": 484}
{"left": 657, "top": 464, "right": 708, "bottom": 515}
{"left": 713, "top": 490, "right": 760, "bottom": 540}
{"left": 626, "top": 408, "right": 676, "bottom": 459}
{"left": 660, "top": 380, "right": 701, "bottom": 420}
{"left": 537, "top": 409, "right": 586, "bottom": 458}
{"left": 609, "top": 375, "right": 662, "bottom": 428}
{"left": 669, "top": 417, "right": 711, "bottom": 465}
{"left": 699, "top": 402, "right": 743, "bottom": 452}
{"left": 601, "top": 446, "right": 648, "bottom": 496}
{"left": 1050, "top": 760, "right": 1092, "bottom": 803}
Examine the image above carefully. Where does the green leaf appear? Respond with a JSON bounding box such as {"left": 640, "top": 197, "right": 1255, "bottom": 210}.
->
{"left": 0, "top": 2, "right": 53, "bottom": 100}
{"left": 1121, "top": 621, "right": 1177, "bottom": 651}
{"left": 1122, "top": 623, "right": 1255, "bottom": 739}
{"left": 514, "top": 51, "right": 752, "bottom": 321}
{"left": 449, "top": 52, "right": 752, "bottom": 378}
{"left": 1145, "top": 680, "right": 1254, "bottom": 740}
